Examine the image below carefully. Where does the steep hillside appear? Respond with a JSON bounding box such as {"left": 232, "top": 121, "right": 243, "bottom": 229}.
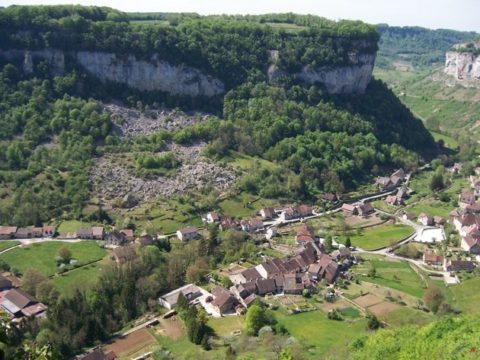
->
{"left": 349, "top": 315, "right": 480, "bottom": 360}
{"left": 376, "top": 24, "right": 476, "bottom": 70}
{"left": 0, "top": 6, "right": 436, "bottom": 226}
{"left": 375, "top": 35, "right": 480, "bottom": 146}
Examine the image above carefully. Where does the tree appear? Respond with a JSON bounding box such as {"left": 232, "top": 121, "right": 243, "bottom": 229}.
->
{"left": 366, "top": 313, "right": 381, "bottom": 330}
{"left": 423, "top": 285, "right": 445, "bottom": 314}
{"left": 245, "top": 304, "right": 267, "bottom": 336}
{"left": 185, "top": 258, "right": 209, "bottom": 284}
{"left": 57, "top": 247, "right": 72, "bottom": 263}
{"left": 323, "top": 235, "right": 334, "bottom": 252}
{"left": 368, "top": 264, "right": 377, "bottom": 278}
{"left": 430, "top": 172, "right": 444, "bottom": 192}
{"left": 22, "top": 269, "right": 48, "bottom": 296}
{"left": 345, "top": 236, "right": 352, "bottom": 248}
{"left": 176, "top": 292, "right": 189, "bottom": 314}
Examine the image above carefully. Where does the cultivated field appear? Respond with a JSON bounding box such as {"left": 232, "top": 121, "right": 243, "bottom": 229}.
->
{"left": 104, "top": 329, "right": 156, "bottom": 359}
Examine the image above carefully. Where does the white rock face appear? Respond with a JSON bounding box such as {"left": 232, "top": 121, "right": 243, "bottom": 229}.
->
{"left": 0, "top": 49, "right": 224, "bottom": 97}
{"left": 267, "top": 44, "right": 376, "bottom": 95}
{"left": 298, "top": 53, "right": 376, "bottom": 94}
{"left": 73, "top": 51, "right": 225, "bottom": 97}
{"left": 444, "top": 51, "right": 480, "bottom": 87}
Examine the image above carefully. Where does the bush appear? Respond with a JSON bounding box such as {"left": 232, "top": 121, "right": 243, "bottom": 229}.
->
{"left": 327, "top": 309, "right": 343, "bottom": 321}
{"left": 366, "top": 313, "right": 381, "bottom": 330}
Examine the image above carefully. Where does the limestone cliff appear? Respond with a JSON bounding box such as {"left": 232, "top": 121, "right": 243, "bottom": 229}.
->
{"left": 73, "top": 51, "right": 225, "bottom": 97}
{"left": 267, "top": 43, "right": 376, "bottom": 94}
{"left": 0, "top": 49, "right": 225, "bottom": 97}
{"left": 1, "top": 44, "right": 376, "bottom": 96}
{"left": 444, "top": 40, "right": 480, "bottom": 88}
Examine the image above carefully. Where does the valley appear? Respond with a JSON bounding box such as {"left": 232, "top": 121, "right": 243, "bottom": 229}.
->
{"left": 0, "top": 5, "right": 479, "bottom": 360}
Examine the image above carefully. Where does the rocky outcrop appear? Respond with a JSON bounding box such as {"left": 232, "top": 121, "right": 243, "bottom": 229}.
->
{"left": 267, "top": 45, "right": 376, "bottom": 95}
{"left": 73, "top": 51, "right": 225, "bottom": 97}
{"left": 298, "top": 53, "right": 376, "bottom": 94}
{"left": 445, "top": 51, "right": 480, "bottom": 87}
{"left": 0, "top": 49, "right": 225, "bottom": 97}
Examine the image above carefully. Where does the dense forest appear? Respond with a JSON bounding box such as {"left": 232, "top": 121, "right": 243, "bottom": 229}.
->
{"left": 0, "top": 6, "right": 378, "bottom": 90}
{"left": 376, "top": 24, "right": 476, "bottom": 69}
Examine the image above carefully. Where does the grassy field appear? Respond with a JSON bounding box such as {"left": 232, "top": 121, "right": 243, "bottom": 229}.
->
{"left": 51, "top": 262, "right": 106, "bottom": 296}
{"left": 0, "top": 240, "right": 20, "bottom": 252}
{"left": 430, "top": 131, "right": 459, "bottom": 149}
{"left": 0, "top": 241, "right": 107, "bottom": 276}
{"left": 406, "top": 200, "right": 454, "bottom": 219}
{"left": 208, "top": 316, "right": 245, "bottom": 337}
{"left": 381, "top": 306, "right": 434, "bottom": 327}
{"left": 57, "top": 220, "right": 92, "bottom": 235}
{"left": 274, "top": 309, "right": 367, "bottom": 359}
{"left": 346, "top": 223, "right": 414, "bottom": 250}
{"left": 353, "top": 255, "right": 426, "bottom": 298}
{"left": 218, "top": 192, "right": 277, "bottom": 219}
{"left": 120, "top": 198, "right": 203, "bottom": 234}
{"left": 449, "top": 277, "right": 480, "bottom": 314}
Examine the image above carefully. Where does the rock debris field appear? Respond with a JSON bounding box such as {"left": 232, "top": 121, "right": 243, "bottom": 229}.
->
{"left": 105, "top": 103, "right": 212, "bottom": 136}
{"left": 90, "top": 107, "right": 237, "bottom": 201}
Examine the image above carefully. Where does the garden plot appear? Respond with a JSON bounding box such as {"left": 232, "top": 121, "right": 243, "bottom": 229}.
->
{"left": 103, "top": 329, "right": 156, "bottom": 359}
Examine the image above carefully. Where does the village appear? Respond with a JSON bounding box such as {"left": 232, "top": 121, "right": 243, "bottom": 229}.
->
{"left": 1, "top": 160, "right": 480, "bottom": 359}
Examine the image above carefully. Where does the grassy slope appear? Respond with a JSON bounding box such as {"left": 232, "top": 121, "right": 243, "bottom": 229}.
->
{"left": 374, "top": 67, "right": 480, "bottom": 141}
{"left": 0, "top": 240, "right": 20, "bottom": 252}
{"left": 51, "top": 262, "right": 106, "bottom": 296}
{"left": 353, "top": 255, "right": 425, "bottom": 298}
{"left": 449, "top": 277, "right": 480, "bottom": 314}
{"left": 347, "top": 224, "right": 414, "bottom": 250}
{"left": 0, "top": 241, "right": 107, "bottom": 276}
{"left": 274, "top": 309, "right": 368, "bottom": 359}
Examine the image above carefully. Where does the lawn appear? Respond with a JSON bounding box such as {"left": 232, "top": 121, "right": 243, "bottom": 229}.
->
{"left": 381, "top": 306, "right": 434, "bottom": 327}
{"left": 0, "top": 241, "right": 107, "bottom": 276}
{"left": 0, "top": 240, "right": 20, "bottom": 252}
{"left": 51, "top": 263, "right": 106, "bottom": 297}
{"left": 274, "top": 309, "right": 367, "bottom": 359}
{"left": 430, "top": 131, "right": 458, "bottom": 149}
{"left": 57, "top": 220, "right": 92, "bottom": 235}
{"left": 208, "top": 315, "right": 245, "bottom": 337}
{"left": 353, "top": 256, "right": 426, "bottom": 298}
{"left": 347, "top": 223, "right": 414, "bottom": 250}
{"left": 406, "top": 200, "right": 454, "bottom": 219}
{"left": 450, "top": 277, "right": 480, "bottom": 314}
{"left": 218, "top": 192, "right": 277, "bottom": 219}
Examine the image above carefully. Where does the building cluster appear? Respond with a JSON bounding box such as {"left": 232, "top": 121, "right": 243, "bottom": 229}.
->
{"left": 422, "top": 250, "right": 476, "bottom": 272}
{"left": 158, "top": 223, "right": 355, "bottom": 316}
{"left": 0, "top": 275, "right": 47, "bottom": 324}
{"left": 451, "top": 190, "right": 480, "bottom": 254}
{"left": 341, "top": 202, "right": 375, "bottom": 217}
{"left": 385, "top": 187, "right": 410, "bottom": 206}
{"left": 375, "top": 168, "right": 407, "bottom": 191}
{"left": 0, "top": 226, "right": 55, "bottom": 240}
